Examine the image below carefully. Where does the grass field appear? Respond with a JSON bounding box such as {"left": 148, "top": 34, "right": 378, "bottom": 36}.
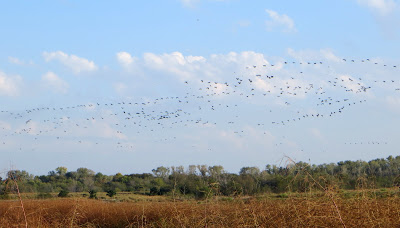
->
{"left": 1, "top": 189, "right": 400, "bottom": 227}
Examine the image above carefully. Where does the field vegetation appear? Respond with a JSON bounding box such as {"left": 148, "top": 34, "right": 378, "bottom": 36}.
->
{"left": 2, "top": 156, "right": 400, "bottom": 199}
{"left": 2, "top": 156, "right": 400, "bottom": 227}
{"left": 1, "top": 190, "right": 400, "bottom": 227}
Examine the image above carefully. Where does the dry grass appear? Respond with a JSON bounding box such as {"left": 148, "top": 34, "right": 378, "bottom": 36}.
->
{"left": 5, "top": 192, "right": 170, "bottom": 202}
{"left": 1, "top": 191, "right": 400, "bottom": 227}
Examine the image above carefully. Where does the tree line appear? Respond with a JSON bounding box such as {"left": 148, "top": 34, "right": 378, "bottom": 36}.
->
{"left": 1, "top": 155, "right": 400, "bottom": 199}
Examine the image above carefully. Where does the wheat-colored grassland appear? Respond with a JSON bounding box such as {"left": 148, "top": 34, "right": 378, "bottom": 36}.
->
{"left": 1, "top": 189, "right": 400, "bottom": 227}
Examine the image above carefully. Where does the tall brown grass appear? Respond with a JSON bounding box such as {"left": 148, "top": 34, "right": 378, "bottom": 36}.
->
{"left": 2, "top": 158, "right": 400, "bottom": 227}
{"left": 1, "top": 193, "right": 400, "bottom": 227}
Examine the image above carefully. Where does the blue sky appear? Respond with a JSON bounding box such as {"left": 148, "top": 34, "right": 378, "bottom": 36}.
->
{"left": 1, "top": 0, "right": 400, "bottom": 176}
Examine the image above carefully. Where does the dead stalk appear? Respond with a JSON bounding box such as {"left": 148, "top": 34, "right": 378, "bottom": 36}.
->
{"left": 12, "top": 176, "right": 28, "bottom": 228}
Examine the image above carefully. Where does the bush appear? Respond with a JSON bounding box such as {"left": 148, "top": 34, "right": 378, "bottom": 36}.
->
{"left": 160, "top": 186, "right": 172, "bottom": 195}
{"left": 0, "top": 190, "right": 10, "bottom": 200}
{"left": 149, "top": 187, "right": 159, "bottom": 196}
{"left": 195, "top": 186, "right": 211, "bottom": 200}
{"left": 150, "top": 186, "right": 172, "bottom": 196}
{"left": 89, "top": 190, "right": 97, "bottom": 199}
{"left": 58, "top": 189, "right": 69, "bottom": 197}
{"left": 106, "top": 189, "right": 117, "bottom": 198}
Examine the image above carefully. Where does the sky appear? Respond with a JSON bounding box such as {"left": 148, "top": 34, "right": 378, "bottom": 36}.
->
{"left": 1, "top": 0, "right": 400, "bottom": 176}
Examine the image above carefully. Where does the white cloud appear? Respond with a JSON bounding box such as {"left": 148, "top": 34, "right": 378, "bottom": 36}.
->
{"left": 337, "top": 75, "right": 366, "bottom": 94}
{"left": 114, "top": 49, "right": 376, "bottom": 107}
{"left": 134, "top": 52, "right": 206, "bottom": 81}
{"left": 140, "top": 51, "right": 271, "bottom": 83}
{"left": 0, "top": 121, "right": 11, "bottom": 131}
{"left": 179, "top": 0, "right": 229, "bottom": 8}
{"left": 238, "top": 20, "right": 251, "bottom": 27}
{"left": 356, "top": 0, "right": 400, "bottom": 38}
{"left": 265, "top": 9, "right": 296, "bottom": 33}
{"left": 8, "top": 57, "right": 24, "bottom": 65}
{"left": 385, "top": 95, "right": 400, "bottom": 113}
{"left": 113, "top": 82, "right": 128, "bottom": 95}
{"left": 116, "top": 52, "right": 135, "bottom": 68}
{"left": 43, "top": 51, "right": 98, "bottom": 74}
{"left": 0, "top": 71, "right": 22, "bottom": 96}
{"left": 18, "top": 116, "right": 127, "bottom": 140}
{"left": 95, "top": 121, "right": 128, "bottom": 140}
{"left": 180, "top": 0, "right": 200, "bottom": 8}
{"left": 118, "top": 50, "right": 269, "bottom": 79}
{"left": 8, "top": 57, "right": 34, "bottom": 66}
{"left": 287, "top": 48, "right": 341, "bottom": 62}
{"left": 142, "top": 51, "right": 207, "bottom": 81}
{"left": 73, "top": 117, "right": 128, "bottom": 140}
{"left": 42, "top": 71, "right": 69, "bottom": 94}
{"left": 357, "top": 0, "right": 398, "bottom": 15}
{"left": 114, "top": 50, "right": 283, "bottom": 101}
{"left": 310, "top": 128, "right": 324, "bottom": 140}
{"left": 386, "top": 95, "right": 400, "bottom": 104}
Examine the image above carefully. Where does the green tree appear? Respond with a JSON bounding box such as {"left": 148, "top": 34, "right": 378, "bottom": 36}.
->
{"left": 239, "top": 167, "right": 260, "bottom": 176}
{"left": 55, "top": 167, "right": 68, "bottom": 176}
{"left": 152, "top": 166, "right": 170, "bottom": 180}
{"left": 106, "top": 189, "right": 117, "bottom": 197}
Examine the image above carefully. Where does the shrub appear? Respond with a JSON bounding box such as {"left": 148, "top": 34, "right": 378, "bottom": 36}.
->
{"left": 58, "top": 189, "right": 69, "bottom": 197}
{"left": 106, "top": 189, "right": 117, "bottom": 198}
{"left": 89, "top": 190, "right": 97, "bottom": 199}
{"left": 149, "top": 187, "right": 159, "bottom": 196}
{"left": 195, "top": 186, "right": 211, "bottom": 200}
{"left": 0, "top": 190, "right": 10, "bottom": 199}
{"left": 160, "top": 186, "right": 172, "bottom": 195}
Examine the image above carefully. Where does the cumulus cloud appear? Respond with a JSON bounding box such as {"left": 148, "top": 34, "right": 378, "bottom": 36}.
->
{"left": 356, "top": 0, "right": 400, "bottom": 38}
{"left": 42, "top": 71, "right": 69, "bottom": 94}
{"left": 0, "top": 71, "right": 22, "bottom": 96}
{"left": 8, "top": 57, "right": 23, "bottom": 65}
{"left": 116, "top": 52, "right": 135, "bottom": 68}
{"left": 287, "top": 48, "right": 341, "bottom": 62}
{"left": 238, "top": 20, "right": 251, "bottom": 27}
{"left": 43, "top": 51, "right": 98, "bottom": 74}
{"left": 113, "top": 82, "right": 128, "bottom": 95}
{"left": 337, "top": 75, "right": 366, "bottom": 94}
{"left": 310, "top": 128, "right": 324, "bottom": 140}
{"left": 8, "top": 57, "right": 34, "bottom": 66}
{"left": 143, "top": 51, "right": 207, "bottom": 80}
{"left": 0, "top": 120, "right": 11, "bottom": 131}
{"left": 115, "top": 49, "right": 374, "bottom": 106}
{"left": 385, "top": 95, "right": 400, "bottom": 113}
{"left": 94, "top": 121, "right": 128, "bottom": 140}
{"left": 179, "top": 0, "right": 229, "bottom": 8}
{"left": 13, "top": 116, "right": 126, "bottom": 141}
{"left": 114, "top": 50, "right": 330, "bottom": 100}
{"left": 117, "top": 51, "right": 271, "bottom": 83}
{"left": 265, "top": 9, "right": 296, "bottom": 33}
{"left": 357, "top": 0, "right": 398, "bottom": 15}
{"left": 180, "top": 0, "right": 200, "bottom": 8}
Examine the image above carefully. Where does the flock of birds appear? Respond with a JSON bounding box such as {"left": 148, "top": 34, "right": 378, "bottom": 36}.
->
{"left": 0, "top": 58, "right": 398, "bottom": 154}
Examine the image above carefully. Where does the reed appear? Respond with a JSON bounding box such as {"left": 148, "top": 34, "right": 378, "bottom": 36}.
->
{"left": 0, "top": 193, "right": 400, "bottom": 227}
